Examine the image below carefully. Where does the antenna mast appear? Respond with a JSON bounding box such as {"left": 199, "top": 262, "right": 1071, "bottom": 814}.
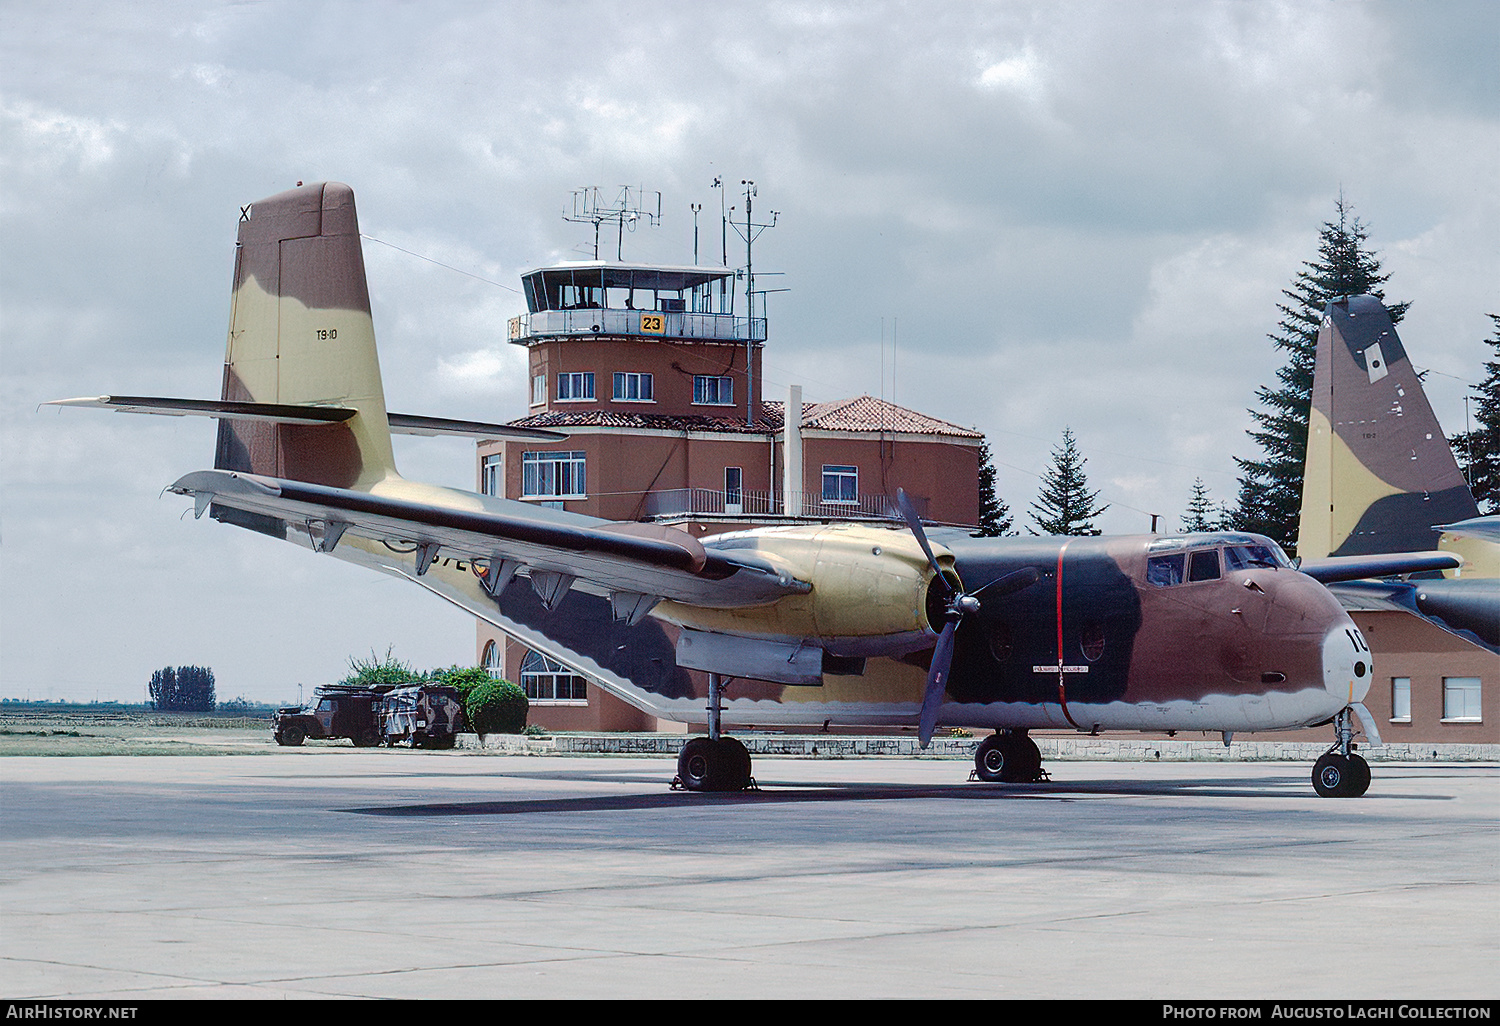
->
{"left": 565, "top": 186, "right": 662, "bottom": 260}
{"left": 728, "top": 179, "right": 778, "bottom": 428}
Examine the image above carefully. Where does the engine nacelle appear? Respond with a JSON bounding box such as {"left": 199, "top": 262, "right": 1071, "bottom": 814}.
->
{"left": 652, "top": 522, "right": 949, "bottom": 658}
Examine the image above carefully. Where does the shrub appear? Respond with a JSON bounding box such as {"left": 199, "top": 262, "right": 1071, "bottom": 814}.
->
{"left": 341, "top": 647, "right": 423, "bottom": 689}
{"left": 466, "top": 678, "right": 528, "bottom": 735}
{"left": 427, "top": 665, "right": 495, "bottom": 700}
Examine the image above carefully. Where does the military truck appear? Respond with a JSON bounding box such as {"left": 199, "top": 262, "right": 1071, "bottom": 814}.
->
{"left": 380, "top": 684, "right": 467, "bottom": 748}
{"left": 273, "top": 685, "right": 385, "bottom": 747}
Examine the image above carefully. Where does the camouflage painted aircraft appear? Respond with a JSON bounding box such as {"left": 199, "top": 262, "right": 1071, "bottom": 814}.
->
{"left": 1295, "top": 294, "right": 1499, "bottom": 654}
{"left": 53, "top": 183, "right": 1426, "bottom": 798}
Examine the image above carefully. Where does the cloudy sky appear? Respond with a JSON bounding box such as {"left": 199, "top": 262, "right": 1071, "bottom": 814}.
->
{"left": 3, "top": 0, "right": 1496, "bottom": 703}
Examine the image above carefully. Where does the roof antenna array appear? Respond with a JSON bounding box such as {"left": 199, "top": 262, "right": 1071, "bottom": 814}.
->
{"left": 566, "top": 186, "right": 662, "bottom": 261}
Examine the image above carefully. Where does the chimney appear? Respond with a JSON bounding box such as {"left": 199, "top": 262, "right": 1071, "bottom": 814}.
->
{"left": 784, "top": 384, "right": 803, "bottom": 516}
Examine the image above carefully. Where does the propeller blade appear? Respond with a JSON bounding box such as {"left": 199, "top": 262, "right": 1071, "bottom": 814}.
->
{"left": 896, "top": 488, "right": 947, "bottom": 586}
{"left": 918, "top": 619, "right": 957, "bottom": 748}
{"left": 970, "top": 566, "right": 1042, "bottom": 608}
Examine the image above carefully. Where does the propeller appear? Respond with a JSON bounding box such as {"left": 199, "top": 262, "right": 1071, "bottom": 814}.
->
{"left": 896, "top": 489, "right": 1039, "bottom": 747}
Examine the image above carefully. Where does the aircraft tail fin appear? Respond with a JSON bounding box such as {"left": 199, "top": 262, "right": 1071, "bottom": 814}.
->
{"left": 1299, "top": 295, "right": 1482, "bottom": 566}
{"left": 213, "top": 182, "right": 399, "bottom": 490}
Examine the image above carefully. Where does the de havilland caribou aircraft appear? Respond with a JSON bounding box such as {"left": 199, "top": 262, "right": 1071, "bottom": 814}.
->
{"left": 1294, "top": 293, "right": 1498, "bottom": 655}
{"left": 53, "top": 182, "right": 1419, "bottom": 798}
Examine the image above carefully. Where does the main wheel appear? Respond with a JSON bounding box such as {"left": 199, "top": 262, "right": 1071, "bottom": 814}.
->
{"left": 974, "top": 733, "right": 1040, "bottom": 783}
{"left": 1313, "top": 752, "right": 1367, "bottom": 797}
{"left": 677, "top": 737, "right": 751, "bottom": 792}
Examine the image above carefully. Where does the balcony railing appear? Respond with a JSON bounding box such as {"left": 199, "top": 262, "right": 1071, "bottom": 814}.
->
{"left": 509, "top": 309, "right": 766, "bottom": 344}
{"left": 640, "top": 488, "right": 926, "bottom": 522}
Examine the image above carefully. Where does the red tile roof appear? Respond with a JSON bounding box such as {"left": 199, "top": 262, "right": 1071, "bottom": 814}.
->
{"left": 504, "top": 395, "right": 981, "bottom": 439}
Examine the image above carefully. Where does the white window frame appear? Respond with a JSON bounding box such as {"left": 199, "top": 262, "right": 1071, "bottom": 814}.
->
{"left": 557, "top": 372, "right": 595, "bottom": 402}
{"left": 1390, "top": 677, "right": 1411, "bottom": 723}
{"left": 531, "top": 374, "right": 546, "bottom": 406}
{"left": 520, "top": 650, "right": 588, "bottom": 705}
{"left": 613, "top": 371, "right": 654, "bottom": 402}
{"left": 480, "top": 453, "right": 503, "bottom": 497}
{"left": 821, "top": 464, "right": 858, "bottom": 504}
{"left": 693, "top": 375, "right": 734, "bottom": 406}
{"left": 1442, "top": 676, "right": 1481, "bottom": 722}
{"left": 521, "top": 450, "right": 587, "bottom": 500}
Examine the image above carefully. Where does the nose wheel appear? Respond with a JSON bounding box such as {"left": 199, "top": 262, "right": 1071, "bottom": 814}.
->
{"left": 1312, "top": 707, "right": 1371, "bottom": 797}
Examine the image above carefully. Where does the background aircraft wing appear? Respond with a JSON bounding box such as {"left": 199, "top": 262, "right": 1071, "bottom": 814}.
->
{"left": 168, "top": 469, "right": 806, "bottom": 609}
{"left": 1299, "top": 551, "right": 1462, "bottom": 584}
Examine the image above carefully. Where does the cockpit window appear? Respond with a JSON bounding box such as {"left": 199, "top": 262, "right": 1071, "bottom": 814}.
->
{"left": 1147, "top": 553, "right": 1186, "bottom": 587}
{"left": 1188, "top": 549, "right": 1221, "bottom": 582}
{"left": 1224, "top": 544, "right": 1283, "bottom": 571}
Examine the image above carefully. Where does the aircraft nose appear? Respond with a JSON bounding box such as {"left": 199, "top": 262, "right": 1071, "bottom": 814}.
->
{"left": 1322, "top": 622, "right": 1372, "bottom": 705}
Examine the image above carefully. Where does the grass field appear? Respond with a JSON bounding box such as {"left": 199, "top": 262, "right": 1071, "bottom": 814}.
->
{"left": 0, "top": 706, "right": 283, "bottom": 756}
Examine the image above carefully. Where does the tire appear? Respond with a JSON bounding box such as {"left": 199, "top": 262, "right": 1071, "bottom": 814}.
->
{"left": 276, "top": 724, "right": 306, "bottom": 747}
{"left": 974, "top": 735, "right": 1009, "bottom": 782}
{"left": 352, "top": 727, "right": 382, "bottom": 748}
{"left": 677, "top": 737, "right": 751, "bottom": 792}
{"left": 1313, "top": 753, "right": 1362, "bottom": 797}
{"left": 1347, "top": 753, "right": 1371, "bottom": 797}
{"left": 974, "top": 733, "right": 1039, "bottom": 783}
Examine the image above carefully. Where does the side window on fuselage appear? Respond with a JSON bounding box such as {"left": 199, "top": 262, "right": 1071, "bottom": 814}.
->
{"left": 1188, "top": 549, "right": 1221, "bottom": 582}
{"left": 1147, "top": 553, "right": 1186, "bottom": 587}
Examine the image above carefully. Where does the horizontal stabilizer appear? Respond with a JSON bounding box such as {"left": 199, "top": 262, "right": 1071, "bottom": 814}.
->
{"left": 47, "top": 396, "right": 355, "bottom": 425}
{"left": 48, "top": 396, "right": 566, "bottom": 441}
{"left": 1299, "top": 551, "right": 1462, "bottom": 584}
{"left": 1435, "top": 516, "right": 1500, "bottom": 543}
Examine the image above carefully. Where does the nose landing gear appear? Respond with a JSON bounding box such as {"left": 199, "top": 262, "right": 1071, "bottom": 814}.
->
{"left": 1312, "top": 707, "right": 1371, "bottom": 798}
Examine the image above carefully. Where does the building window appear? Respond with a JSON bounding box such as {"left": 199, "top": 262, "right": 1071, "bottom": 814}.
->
{"left": 557, "top": 372, "right": 595, "bottom": 401}
{"left": 693, "top": 375, "right": 734, "bottom": 405}
{"left": 1391, "top": 677, "right": 1411, "bottom": 722}
{"left": 822, "top": 465, "right": 858, "bottom": 503}
{"left": 613, "top": 372, "right": 654, "bottom": 402}
{"left": 522, "top": 451, "right": 586, "bottom": 499}
{"left": 1442, "top": 677, "right": 1481, "bottom": 722}
{"left": 520, "top": 649, "right": 588, "bottom": 703}
{"left": 482, "top": 640, "right": 502, "bottom": 677}
{"left": 480, "top": 453, "right": 502, "bottom": 497}
{"left": 531, "top": 374, "right": 546, "bottom": 406}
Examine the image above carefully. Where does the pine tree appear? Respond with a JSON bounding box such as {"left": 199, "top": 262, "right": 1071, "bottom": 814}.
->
{"left": 1028, "top": 428, "right": 1108, "bottom": 535}
{"left": 973, "top": 439, "right": 1014, "bottom": 536}
{"left": 1231, "top": 198, "right": 1408, "bottom": 554}
{"left": 1181, "top": 477, "right": 1219, "bottom": 533}
{"left": 1451, "top": 314, "right": 1500, "bottom": 514}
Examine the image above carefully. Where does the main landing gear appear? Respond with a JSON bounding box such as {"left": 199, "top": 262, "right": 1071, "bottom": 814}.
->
{"left": 674, "top": 673, "right": 756, "bottom": 793}
{"left": 972, "top": 730, "right": 1046, "bottom": 783}
{"left": 1312, "top": 707, "right": 1371, "bottom": 798}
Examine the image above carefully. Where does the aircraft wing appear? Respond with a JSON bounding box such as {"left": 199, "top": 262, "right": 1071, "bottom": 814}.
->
{"left": 1298, "top": 551, "right": 1462, "bottom": 584}
{"left": 168, "top": 469, "right": 807, "bottom": 609}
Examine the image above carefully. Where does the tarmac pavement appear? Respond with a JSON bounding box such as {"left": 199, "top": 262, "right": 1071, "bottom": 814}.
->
{"left": 1, "top": 750, "right": 1495, "bottom": 1000}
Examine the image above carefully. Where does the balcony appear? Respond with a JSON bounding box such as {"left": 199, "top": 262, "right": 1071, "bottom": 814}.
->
{"left": 640, "top": 488, "right": 927, "bottom": 522}
{"left": 509, "top": 309, "right": 766, "bottom": 345}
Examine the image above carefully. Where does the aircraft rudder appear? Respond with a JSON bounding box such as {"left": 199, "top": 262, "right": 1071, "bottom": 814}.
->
{"left": 214, "top": 182, "right": 397, "bottom": 490}
{"left": 1299, "top": 295, "right": 1478, "bottom": 559}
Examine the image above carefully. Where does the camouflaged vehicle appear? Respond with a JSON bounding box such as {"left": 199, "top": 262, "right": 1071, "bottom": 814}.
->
{"left": 273, "top": 685, "right": 385, "bottom": 747}
{"left": 380, "top": 683, "right": 467, "bottom": 748}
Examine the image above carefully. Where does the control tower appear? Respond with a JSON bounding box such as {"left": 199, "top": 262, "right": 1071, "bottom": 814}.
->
{"left": 507, "top": 262, "right": 765, "bottom": 428}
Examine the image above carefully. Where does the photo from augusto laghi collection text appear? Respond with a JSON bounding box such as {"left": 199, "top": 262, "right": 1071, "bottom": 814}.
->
{"left": 1162, "top": 1007, "right": 1494, "bottom": 1020}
